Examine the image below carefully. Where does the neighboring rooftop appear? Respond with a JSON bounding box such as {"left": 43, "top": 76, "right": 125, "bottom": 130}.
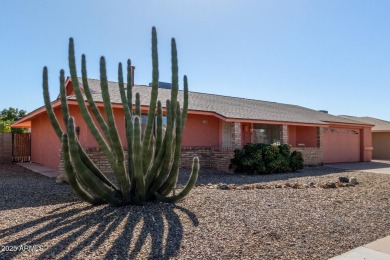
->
{"left": 339, "top": 115, "right": 390, "bottom": 132}
{"left": 65, "top": 78, "right": 368, "bottom": 126}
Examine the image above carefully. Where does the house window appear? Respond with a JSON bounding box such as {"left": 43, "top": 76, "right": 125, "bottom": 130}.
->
{"left": 253, "top": 124, "right": 281, "bottom": 145}
{"left": 221, "top": 121, "right": 233, "bottom": 148}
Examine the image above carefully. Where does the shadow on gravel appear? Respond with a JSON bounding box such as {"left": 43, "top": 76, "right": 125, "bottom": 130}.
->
{"left": 178, "top": 166, "right": 350, "bottom": 186}
{"left": 0, "top": 203, "right": 198, "bottom": 259}
{"left": 0, "top": 164, "right": 79, "bottom": 211}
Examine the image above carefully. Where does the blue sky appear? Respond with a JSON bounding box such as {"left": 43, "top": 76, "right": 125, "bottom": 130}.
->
{"left": 1, "top": 0, "right": 389, "bottom": 120}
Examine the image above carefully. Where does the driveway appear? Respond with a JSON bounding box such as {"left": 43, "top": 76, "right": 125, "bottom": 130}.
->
{"left": 325, "top": 160, "right": 390, "bottom": 175}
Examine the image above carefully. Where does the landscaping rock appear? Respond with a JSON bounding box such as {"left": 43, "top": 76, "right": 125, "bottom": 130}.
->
{"left": 255, "top": 184, "right": 266, "bottom": 189}
{"left": 336, "top": 182, "right": 347, "bottom": 188}
{"left": 199, "top": 177, "right": 359, "bottom": 191}
{"left": 339, "top": 177, "right": 350, "bottom": 183}
{"left": 55, "top": 174, "right": 68, "bottom": 184}
{"left": 350, "top": 177, "right": 358, "bottom": 185}
{"left": 292, "top": 183, "right": 303, "bottom": 189}
{"left": 242, "top": 185, "right": 252, "bottom": 190}
{"left": 217, "top": 183, "right": 229, "bottom": 190}
{"left": 320, "top": 182, "right": 337, "bottom": 189}
{"left": 228, "top": 184, "right": 237, "bottom": 190}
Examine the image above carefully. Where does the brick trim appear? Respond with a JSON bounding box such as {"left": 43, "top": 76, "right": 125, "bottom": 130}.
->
{"left": 291, "top": 147, "right": 323, "bottom": 166}
{"left": 59, "top": 146, "right": 235, "bottom": 174}
{"left": 232, "top": 122, "right": 242, "bottom": 148}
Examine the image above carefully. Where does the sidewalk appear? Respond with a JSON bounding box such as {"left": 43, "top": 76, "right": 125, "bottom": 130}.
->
{"left": 329, "top": 235, "right": 390, "bottom": 259}
{"left": 17, "top": 162, "right": 60, "bottom": 178}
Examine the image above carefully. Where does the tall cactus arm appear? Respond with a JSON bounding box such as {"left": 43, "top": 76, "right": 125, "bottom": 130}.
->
{"left": 99, "top": 57, "right": 130, "bottom": 200}
{"left": 126, "top": 59, "right": 133, "bottom": 114}
{"left": 143, "top": 135, "right": 155, "bottom": 174}
{"left": 67, "top": 117, "right": 123, "bottom": 206}
{"left": 151, "top": 27, "right": 159, "bottom": 93}
{"left": 158, "top": 103, "right": 183, "bottom": 195}
{"left": 59, "top": 70, "right": 69, "bottom": 127}
{"left": 60, "top": 71, "right": 118, "bottom": 190}
{"left": 62, "top": 134, "right": 104, "bottom": 205}
{"left": 144, "top": 137, "right": 166, "bottom": 190}
{"left": 43, "top": 67, "right": 63, "bottom": 139}
{"left": 118, "top": 62, "right": 134, "bottom": 183}
{"left": 142, "top": 27, "right": 160, "bottom": 172}
{"left": 69, "top": 38, "right": 131, "bottom": 199}
{"left": 170, "top": 38, "right": 179, "bottom": 122}
{"left": 155, "top": 157, "right": 199, "bottom": 203}
{"left": 68, "top": 39, "right": 117, "bottom": 172}
{"left": 146, "top": 100, "right": 174, "bottom": 198}
{"left": 99, "top": 57, "right": 124, "bottom": 163}
{"left": 125, "top": 61, "right": 134, "bottom": 178}
{"left": 132, "top": 116, "right": 145, "bottom": 204}
{"left": 155, "top": 101, "right": 163, "bottom": 158}
{"left": 118, "top": 62, "right": 133, "bottom": 130}
{"left": 81, "top": 54, "right": 111, "bottom": 142}
{"left": 135, "top": 93, "right": 141, "bottom": 117}
{"left": 44, "top": 67, "right": 117, "bottom": 190}
{"left": 182, "top": 76, "right": 189, "bottom": 129}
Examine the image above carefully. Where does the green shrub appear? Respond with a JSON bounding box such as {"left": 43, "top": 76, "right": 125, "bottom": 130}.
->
{"left": 289, "top": 151, "right": 304, "bottom": 171}
{"left": 229, "top": 143, "right": 304, "bottom": 174}
{"left": 229, "top": 143, "right": 266, "bottom": 174}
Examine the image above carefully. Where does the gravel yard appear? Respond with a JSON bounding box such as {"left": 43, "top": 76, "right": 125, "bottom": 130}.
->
{"left": 1, "top": 164, "right": 389, "bottom": 259}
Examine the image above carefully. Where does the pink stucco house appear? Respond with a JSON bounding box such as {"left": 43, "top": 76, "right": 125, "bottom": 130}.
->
{"left": 12, "top": 78, "right": 373, "bottom": 172}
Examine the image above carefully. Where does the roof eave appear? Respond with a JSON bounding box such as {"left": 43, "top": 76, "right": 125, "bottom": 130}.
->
{"left": 321, "top": 121, "right": 374, "bottom": 128}
{"left": 11, "top": 100, "right": 62, "bottom": 128}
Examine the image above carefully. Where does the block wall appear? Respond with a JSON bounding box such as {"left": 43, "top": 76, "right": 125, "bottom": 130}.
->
{"left": 291, "top": 147, "right": 323, "bottom": 166}
{"left": 60, "top": 146, "right": 235, "bottom": 174}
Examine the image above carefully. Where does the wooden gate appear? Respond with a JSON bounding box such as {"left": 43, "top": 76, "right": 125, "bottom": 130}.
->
{"left": 12, "top": 133, "right": 31, "bottom": 162}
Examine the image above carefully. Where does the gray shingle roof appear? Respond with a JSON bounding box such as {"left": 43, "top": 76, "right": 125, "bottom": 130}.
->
{"left": 339, "top": 115, "right": 390, "bottom": 131}
{"left": 68, "top": 78, "right": 369, "bottom": 126}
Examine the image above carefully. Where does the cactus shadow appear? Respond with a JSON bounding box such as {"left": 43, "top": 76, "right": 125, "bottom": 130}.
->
{"left": 0, "top": 203, "right": 198, "bottom": 259}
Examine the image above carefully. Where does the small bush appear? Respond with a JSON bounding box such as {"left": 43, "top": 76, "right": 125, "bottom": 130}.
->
{"left": 229, "top": 143, "right": 304, "bottom": 174}
{"left": 229, "top": 143, "right": 266, "bottom": 174}
{"left": 289, "top": 151, "right": 304, "bottom": 171}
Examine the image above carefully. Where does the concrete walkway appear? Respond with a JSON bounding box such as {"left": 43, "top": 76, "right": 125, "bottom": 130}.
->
{"left": 325, "top": 160, "right": 390, "bottom": 175}
{"left": 17, "top": 162, "right": 60, "bottom": 178}
{"left": 329, "top": 235, "right": 390, "bottom": 260}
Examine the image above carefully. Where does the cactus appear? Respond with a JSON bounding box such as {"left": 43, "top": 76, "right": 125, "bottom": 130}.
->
{"left": 43, "top": 27, "right": 199, "bottom": 206}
